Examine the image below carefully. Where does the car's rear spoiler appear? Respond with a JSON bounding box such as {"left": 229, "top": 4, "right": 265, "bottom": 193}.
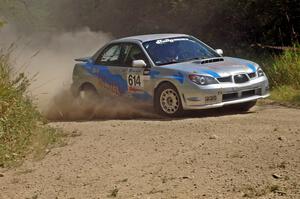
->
{"left": 74, "top": 57, "right": 91, "bottom": 62}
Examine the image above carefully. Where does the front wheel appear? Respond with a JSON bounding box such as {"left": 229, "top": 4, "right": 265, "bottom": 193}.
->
{"left": 154, "top": 83, "right": 183, "bottom": 117}
{"left": 231, "top": 100, "right": 257, "bottom": 112}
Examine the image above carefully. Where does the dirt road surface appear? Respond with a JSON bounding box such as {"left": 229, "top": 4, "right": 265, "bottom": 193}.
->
{"left": 0, "top": 105, "right": 299, "bottom": 199}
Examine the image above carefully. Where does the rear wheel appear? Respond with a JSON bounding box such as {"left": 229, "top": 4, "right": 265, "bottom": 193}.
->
{"left": 78, "top": 84, "right": 99, "bottom": 119}
{"left": 154, "top": 83, "right": 183, "bottom": 117}
{"left": 231, "top": 100, "right": 257, "bottom": 112}
{"left": 79, "top": 84, "right": 98, "bottom": 102}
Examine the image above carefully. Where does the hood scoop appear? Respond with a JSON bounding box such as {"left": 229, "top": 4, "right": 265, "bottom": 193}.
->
{"left": 193, "top": 58, "right": 224, "bottom": 65}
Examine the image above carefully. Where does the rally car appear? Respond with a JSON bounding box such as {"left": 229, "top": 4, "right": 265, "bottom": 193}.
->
{"left": 71, "top": 34, "right": 269, "bottom": 116}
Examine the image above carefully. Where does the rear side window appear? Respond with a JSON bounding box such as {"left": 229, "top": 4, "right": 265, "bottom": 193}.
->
{"left": 96, "top": 44, "right": 122, "bottom": 66}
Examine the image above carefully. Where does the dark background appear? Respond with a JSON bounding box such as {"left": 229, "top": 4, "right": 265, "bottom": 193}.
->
{"left": 54, "top": 0, "right": 300, "bottom": 48}
{"left": 1, "top": 0, "right": 300, "bottom": 53}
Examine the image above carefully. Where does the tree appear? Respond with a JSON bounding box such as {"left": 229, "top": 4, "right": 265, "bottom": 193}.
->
{"left": 51, "top": 0, "right": 299, "bottom": 48}
{"left": 1, "top": 0, "right": 299, "bottom": 47}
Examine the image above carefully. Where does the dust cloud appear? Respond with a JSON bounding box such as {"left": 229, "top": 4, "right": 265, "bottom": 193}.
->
{"left": 0, "top": 24, "right": 157, "bottom": 120}
{"left": 45, "top": 90, "right": 159, "bottom": 121}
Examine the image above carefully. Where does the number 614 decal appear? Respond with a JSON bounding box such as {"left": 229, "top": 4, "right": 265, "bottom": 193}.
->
{"left": 128, "top": 74, "right": 141, "bottom": 87}
{"left": 127, "top": 69, "right": 144, "bottom": 92}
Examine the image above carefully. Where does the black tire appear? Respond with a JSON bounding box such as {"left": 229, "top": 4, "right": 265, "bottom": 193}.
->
{"left": 231, "top": 100, "right": 257, "bottom": 112}
{"left": 154, "top": 82, "right": 183, "bottom": 117}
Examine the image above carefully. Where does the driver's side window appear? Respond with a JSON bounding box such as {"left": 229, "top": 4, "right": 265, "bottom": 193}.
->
{"left": 123, "top": 44, "right": 149, "bottom": 67}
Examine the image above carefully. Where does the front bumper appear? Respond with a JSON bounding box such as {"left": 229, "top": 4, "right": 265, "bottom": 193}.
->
{"left": 181, "top": 76, "right": 269, "bottom": 110}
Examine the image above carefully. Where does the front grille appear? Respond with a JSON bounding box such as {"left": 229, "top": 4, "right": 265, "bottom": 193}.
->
{"left": 248, "top": 72, "right": 257, "bottom": 78}
{"left": 217, "top": 76, "right": 232, "bottom": 83}
{"left": 242, "top": 90, "right": 255, "bottom": 98}
{"left": 223, "top": 93, "right": 238, "bottom": 101}
{"left": 234, "top": 74, "right": 249, "bottom": 84}
{"left": 222, "top": 89, "right": 260, "bottom": 102}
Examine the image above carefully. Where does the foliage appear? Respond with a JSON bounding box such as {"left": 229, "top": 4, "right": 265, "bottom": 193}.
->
{"left": 0, "top": 51, "right": 61, "bottom": 167}
{"left": 270, "top": 86, "right": 300, "bottom": 106}
{"left": 260, "top": 44, "right": 300, "bottom": 106}
{"left": 1, "top": 0, "right": 299, "bottom": 49}
{"left": 264, "top": 44, "right": 300, "bottom": 89}
{"left": 51, "top": 0, "right": 299, "bottom": 49}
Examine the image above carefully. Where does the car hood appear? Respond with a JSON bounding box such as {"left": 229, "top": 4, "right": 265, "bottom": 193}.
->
{"left": 158, "top": 57, "right": 258, "bottom": 78}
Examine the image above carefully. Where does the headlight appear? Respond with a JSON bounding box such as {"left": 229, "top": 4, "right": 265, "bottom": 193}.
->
{"left": 189, "top": 74, "right": 218, "bottom": 85}
{"left": 257, "top": 67, "right": 265, "bottom": 77}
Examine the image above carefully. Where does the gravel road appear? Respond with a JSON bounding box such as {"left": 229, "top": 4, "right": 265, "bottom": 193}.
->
{"left": 0, "top": 105, "right": 299, "bottom": 199}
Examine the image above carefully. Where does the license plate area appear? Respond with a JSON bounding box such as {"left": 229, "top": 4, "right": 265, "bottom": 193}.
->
{"left": 222, "top": 88, "right": 262, "bottom": 102}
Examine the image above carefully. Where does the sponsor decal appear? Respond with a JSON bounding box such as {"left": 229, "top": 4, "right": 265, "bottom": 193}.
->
{"left": 156, "top": 38, "right": 189, "bottom": 45}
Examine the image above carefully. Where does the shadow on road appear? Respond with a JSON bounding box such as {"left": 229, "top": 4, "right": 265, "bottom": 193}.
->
{"left": 45, "top": 90, "right": 272, "bottom": 123}
{"left": 48, "top": 105, "right": 257, "bottom": 123}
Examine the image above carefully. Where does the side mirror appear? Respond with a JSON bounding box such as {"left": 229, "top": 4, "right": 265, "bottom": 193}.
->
{"left": 215, "top": 49, "right": 224, "bottom": 56}
{"left": 132, "top": 60, "right": 147, "bottom": 68}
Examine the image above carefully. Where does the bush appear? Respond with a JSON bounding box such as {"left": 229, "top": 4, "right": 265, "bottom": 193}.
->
{"left": 269, "top": 86, "right": 300, "bottom": 106}
{"left": 0, "top": 50, "right": 61, "bottom": 167}
{"left": 265, "top": 44, "right": 300, "bottom": 89}
{"left": 262, "top": 44, "right": 300, "bottom": 106}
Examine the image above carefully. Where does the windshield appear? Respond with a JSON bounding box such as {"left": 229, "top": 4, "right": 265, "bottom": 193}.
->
{"left": 143, "top": 37, "right": 220, "bottom": 66}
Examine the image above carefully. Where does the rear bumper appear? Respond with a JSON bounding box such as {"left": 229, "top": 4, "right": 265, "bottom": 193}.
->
{"left": 181, "top": 76, "right": 269, "bottom": 110}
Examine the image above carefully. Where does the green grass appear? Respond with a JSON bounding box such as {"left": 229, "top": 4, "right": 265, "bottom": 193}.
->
{"left": 270, "top": 86, "right": 300, "bottom": 106}
{"left": 264, "top": 44, "right": 300, "bottom": 89}
{"left": 262, "top": 44, "right": 300, "bottom": 106}
{"left": 0, "top": 50, "right": 62, "bottom": 167}
{"left": 0, "top": 20, "right": 5, "bottom": 28}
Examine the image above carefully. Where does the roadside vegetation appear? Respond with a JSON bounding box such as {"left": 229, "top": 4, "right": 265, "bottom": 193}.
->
{"left": 263, "top": 45, "right": 300, "bottom": 106}
{"left": 0, "top": 50, "right": 62, "bottom": 167}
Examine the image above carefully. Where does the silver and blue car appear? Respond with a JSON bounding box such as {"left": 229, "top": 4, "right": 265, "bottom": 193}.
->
{"left": 71, "top": 34, "right": 269, "bottom": 116}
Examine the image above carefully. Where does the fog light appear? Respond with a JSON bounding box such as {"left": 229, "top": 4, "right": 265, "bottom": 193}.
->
{"left": 266, "top": 86, "right": 270, "bottom": 92}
